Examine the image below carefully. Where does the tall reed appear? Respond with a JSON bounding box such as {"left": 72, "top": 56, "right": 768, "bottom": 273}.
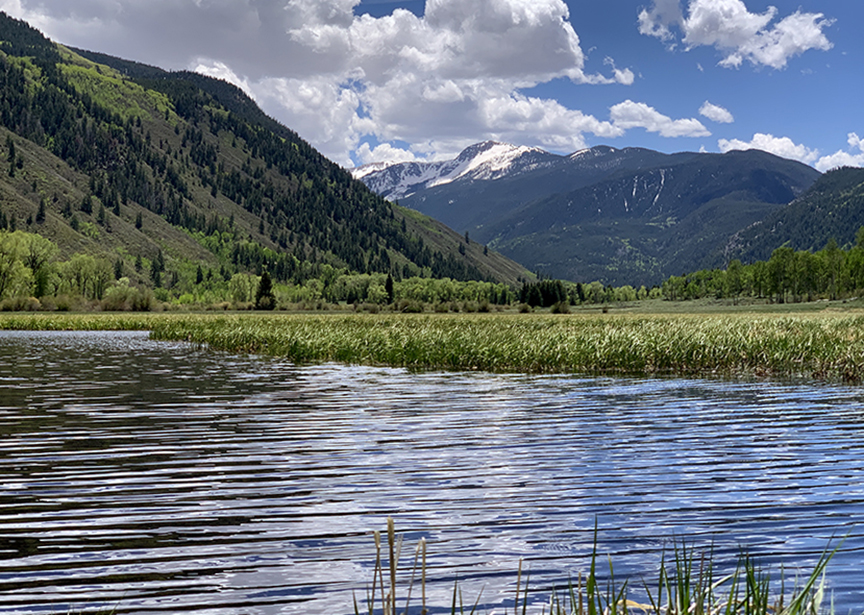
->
{"left": 5, "top": 311, "right": 864, "bottom": 380}
{"left": 360, "top": 519, "right": 838, "bottom": 615}
{"left": 144, "top": 312, "right": 864, "bottom": 381}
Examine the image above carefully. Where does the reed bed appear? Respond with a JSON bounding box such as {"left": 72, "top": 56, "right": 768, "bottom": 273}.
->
{"left": 0, "top": 312, "right": 169, "bottom": 331}
{"left": 363, "top": 519, "right": 838, "bottom": 615}
{"left": 4, "top": 311, "right": 864, "bottom": 380}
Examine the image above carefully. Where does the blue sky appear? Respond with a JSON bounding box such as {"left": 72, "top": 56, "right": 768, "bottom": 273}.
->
{"left": 5, "top": 0, "right": 862, "bottom": 170}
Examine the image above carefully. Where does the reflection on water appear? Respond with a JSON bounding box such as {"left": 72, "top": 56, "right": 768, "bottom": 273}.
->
{"left": 0, "top": 330, "right": 863, "bottom": 614}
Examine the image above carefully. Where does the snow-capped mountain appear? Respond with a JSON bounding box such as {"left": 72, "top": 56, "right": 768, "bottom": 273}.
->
{"left": 351, "top": 141, "right": 560, "bottom": 201}
{"left": 354, "top": 141, "right": 821, "bottom": 287}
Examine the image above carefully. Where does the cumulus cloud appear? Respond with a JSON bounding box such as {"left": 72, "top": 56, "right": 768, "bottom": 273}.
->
{"left": 1, "top": 0, "right": 653, "bottom": 166}
{"left": 192, "top": 60, "right": 253, "bottom": 98}
{"left": 639, "top": 0, "right": 833, "bottom": 69}
{"left": 638, "top": 0, "right": 684, "bottom": 44}
{"left": 699, "top": 101, "right": 734, "bottom": 123}
{"left": 356, "top": 142, "right": 420, "bottom": 166}
{"left": 719, "top": 131, "right": 864, "bottom": 171}
{"left": 814, "top": 132, "right": 864, "bottom": 172}
{"left": 610, "top": 100, "right": 710, "bottom": 138}
{"left": 718, "top": 133, "right": 819, "bottom": 165}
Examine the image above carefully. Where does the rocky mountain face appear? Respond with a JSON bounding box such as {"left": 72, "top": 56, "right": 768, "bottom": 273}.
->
{"left": 355, "top": 143, "right": 821, "bottom": 285}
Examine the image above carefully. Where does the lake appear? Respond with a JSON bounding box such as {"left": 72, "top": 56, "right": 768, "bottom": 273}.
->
{"left": 0, "top": 330, "right": 862, "bottom": 614}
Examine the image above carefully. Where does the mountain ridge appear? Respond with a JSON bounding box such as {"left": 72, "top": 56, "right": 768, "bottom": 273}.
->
{"left": 352, "top": 140, "right": 559, "bottom": 201}
{"left": 355, "top": 142, "right": 821, "bottom": 285}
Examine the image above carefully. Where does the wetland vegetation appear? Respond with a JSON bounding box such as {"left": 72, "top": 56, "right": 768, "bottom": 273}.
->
{"left": 4, "top": 306, "right": 864, "bottom": 381}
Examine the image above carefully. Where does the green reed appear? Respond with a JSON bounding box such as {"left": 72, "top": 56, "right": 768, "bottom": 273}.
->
{"left": 364, "top": 519, "right": 838, "bottom": 615}
{"left": 5, "top": 311, "right": 864, "bottom": 380}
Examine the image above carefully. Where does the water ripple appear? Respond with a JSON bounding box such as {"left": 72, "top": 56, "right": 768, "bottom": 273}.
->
{"left": 0, "top": 331, "right": 863, "bottom": 614}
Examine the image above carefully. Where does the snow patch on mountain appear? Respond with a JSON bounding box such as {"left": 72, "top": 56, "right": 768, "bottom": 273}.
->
{"left": 351, "top": 141, "right": 557, "bottom": 201}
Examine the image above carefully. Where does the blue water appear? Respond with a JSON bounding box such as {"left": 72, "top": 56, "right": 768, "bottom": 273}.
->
{"left": 0, "top": 330, "right": 862, "bottom": 614}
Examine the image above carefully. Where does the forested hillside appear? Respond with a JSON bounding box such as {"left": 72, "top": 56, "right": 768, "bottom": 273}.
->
{"left": 0, "top": 12, "right": 528, "bottom": 309}
{"left": 725, "top": 167, "right": 864, "bottom": 263}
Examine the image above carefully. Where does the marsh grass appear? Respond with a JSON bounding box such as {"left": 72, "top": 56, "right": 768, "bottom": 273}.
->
{"left": 4, "top": 311, "right": 864, "bottom": 380}
{"left": 363, "top": 519, "right": 838, "bottom": 615}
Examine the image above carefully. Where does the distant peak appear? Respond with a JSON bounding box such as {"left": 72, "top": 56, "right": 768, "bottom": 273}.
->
{"left": 457, "top": 141, "right": 546, "bottom": 161}
{"left": 569, "top": 145, "right": 617, "bottom": 159}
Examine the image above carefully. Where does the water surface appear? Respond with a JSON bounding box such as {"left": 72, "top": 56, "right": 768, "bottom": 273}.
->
{"left": 0, "top": 331, "right": 862, "bottom": 614}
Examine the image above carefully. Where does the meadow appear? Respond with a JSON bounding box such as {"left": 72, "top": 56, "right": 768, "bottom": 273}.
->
{"left": 3, "top": 307, "right": 864, "bottom": 381}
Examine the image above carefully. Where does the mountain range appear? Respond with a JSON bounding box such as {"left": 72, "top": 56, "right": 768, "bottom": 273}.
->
{"left": 354, "top": 141, "right": 823, "bottom": 286}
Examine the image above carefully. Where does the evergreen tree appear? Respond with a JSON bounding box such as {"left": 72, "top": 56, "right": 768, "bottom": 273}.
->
{"left": 255, "top": 269, "right": 276, "bottom": 310}
{"left": 385, "top": 273, "right": 394, "bottom": 304}
{"left": 150, "top": 249, "right": 164, "bottom": 287}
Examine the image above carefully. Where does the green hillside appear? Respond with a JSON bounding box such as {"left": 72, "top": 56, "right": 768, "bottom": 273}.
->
{"left": 725, "top": 166, "right": 864, "bottom": 262}
{"left": 0, "top": 12, "right": 529, "bottom": 308}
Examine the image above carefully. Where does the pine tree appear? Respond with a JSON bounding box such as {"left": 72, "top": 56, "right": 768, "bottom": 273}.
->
{"left": 385, "top": 273, "right": 394, "bottom": 304}
{"left": 255, "top": 269, "right": 276, "bottom": 310}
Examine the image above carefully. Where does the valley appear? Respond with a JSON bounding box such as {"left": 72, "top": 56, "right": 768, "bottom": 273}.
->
{"left": 354, "top": 141, "right": 823, "bottom": 285}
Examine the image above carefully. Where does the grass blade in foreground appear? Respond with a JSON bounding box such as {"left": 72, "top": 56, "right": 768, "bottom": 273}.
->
{"left": 362, "top": 519, "right": 839, "bottom": 615}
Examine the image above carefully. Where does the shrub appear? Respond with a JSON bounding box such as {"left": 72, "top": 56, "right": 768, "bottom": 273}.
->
{"left": 551, "top": 301, "right": 570, "bottom": 314}
{"left": 397, "top": 299, "right": 423, "bottom": 313}
{"left": 0, "top": 296, "right": 42, "bottom": 311}
{"left": 101, "top": 282, "right": 156, "bottom": 312}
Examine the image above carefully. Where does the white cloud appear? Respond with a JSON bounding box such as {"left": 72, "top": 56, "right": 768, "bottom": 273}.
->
{"left": 719, "top": 131, "right": 864, "bottom": 171}
{"left": 718, "top": 133, "right": 819, "bottom": 165}
{"left": 192, "top": 60, "right": 253, "bottom": 98}
{"left": 3, "top": 0, "right": 647, "bottom": 165}
{"left": 639, "top": 0, "right": 833, "bottom": 69}
{"left": 699, "top": 101, "right": 734, "bottom": 123}
{"left": 638, "top": 0, "right": 683, "bottom": 44}
{"left": 356, "top": 142, "right": 419, "bottom": 166}
{"left": 610, "top": 100, "right": 710, "bottom": 138}
{"left": 814, "top": 132, "right": 864, "bottom": 172}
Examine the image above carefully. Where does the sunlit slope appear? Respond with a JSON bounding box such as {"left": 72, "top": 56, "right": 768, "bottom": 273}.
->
{"left": 0, "top": 12, "right": 531, "bottom": 287}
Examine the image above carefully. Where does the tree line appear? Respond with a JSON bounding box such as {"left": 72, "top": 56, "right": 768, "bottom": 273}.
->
{"left": 0, "top": 229, "right": 515, "bottom": 311}
{"left": 662, "top": 229, "right": 864, "bottom": 303}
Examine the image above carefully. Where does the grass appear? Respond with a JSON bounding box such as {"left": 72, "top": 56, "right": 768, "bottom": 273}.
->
{"left": 4, "top": 310, "right": 864, "bottom": 381}
{"left": 362, "top": 519, "right": 839, "bottom": 615}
